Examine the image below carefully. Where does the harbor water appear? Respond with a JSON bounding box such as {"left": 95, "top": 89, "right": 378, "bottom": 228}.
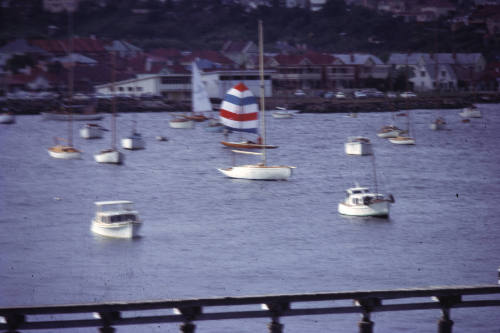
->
{"left": 1, "top": 104, "right": 499, "bottom": 332}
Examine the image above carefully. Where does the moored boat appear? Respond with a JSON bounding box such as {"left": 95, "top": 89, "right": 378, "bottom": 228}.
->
{"left": 80, "top": 123, "right": 106, "bottom": 139}
{"left": 459, "top": 106, "right": 481, "bottom": 118}
{"left": 0, "top": 112, "right": 15, "bottom": 124}
{"left": 377, "top": 125, "right": 402, "bottom": 138}
{"left": 338, "top": 185, "right": 394, "bottom": 217}
{"left": 91, "top": 200, "right": 142, "bottom": 238}
{"left": 345, "top": 136, "right": 372, "bottom": 155}
{"left": 429, "top": 117, "right": 446, "bottom": 130}
{"left": 169, "top": 116, "right": 194, "bottom": 129}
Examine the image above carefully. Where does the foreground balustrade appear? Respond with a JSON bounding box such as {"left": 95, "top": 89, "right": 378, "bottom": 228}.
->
{"left": 1, "top": 285, "right": 500, "bottom": 333}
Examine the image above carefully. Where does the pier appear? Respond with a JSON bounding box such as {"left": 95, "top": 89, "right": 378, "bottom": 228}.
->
{"left": 1, "top": 285, "right": 500, "bottom": 333}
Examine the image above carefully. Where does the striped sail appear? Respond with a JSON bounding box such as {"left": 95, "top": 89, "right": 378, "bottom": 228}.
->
{"left": 219, "top": 83, "right": 258, "bottom": 133}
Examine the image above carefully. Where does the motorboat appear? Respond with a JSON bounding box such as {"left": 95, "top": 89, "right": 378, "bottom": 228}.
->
{"left": 345, "top": 136, "right": 372, "bottom": 155}
{"left": 91, "top": 200, "right": 142, "bottom": 238}
{"left": 121, "top": 132, "right": 145, "bottom": 150}
{"left": 376, "top": 125, "right": 402, "bottom": 138}
{"left": 459, "top": 106, "right": 481, "bottom": 118}
{"left": 338, "top": 185, "right": 394, "bottom": 217}
{"left": 80, "top": 123, "right": 106, "bottom": 139}
{"left": 429, "top": 117, "right": 446, "bottom": 130}
{"left": 271, "top": 107, "right": 294, "bottom": 119}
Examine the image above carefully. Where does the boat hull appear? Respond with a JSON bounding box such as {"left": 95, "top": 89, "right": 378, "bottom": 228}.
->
{"left": 169, "top": 119, "right": 194, "bottom": 129}
{"left": 272, "top": 111, "right": 293, "bottom": 119}
{"left": 377, "top": 130, "right": 401, "bottom": 138}
{"left": 80, "top": 126, "right": 104, "bottom": 139}
{"left": 221, "top": 141, "right": 278, "bottom": 149}
{"left": 218, "top": 164, "right": 292, "bottom": 180}
{"left": 0, "top": 114, "right": 15, "bottom": 124}
{"left": 48, "top": 146, "right": 81, "bottom": 159}
{"left": 121, "top": 137, "right": 145, "bottom": 150}
{"left": 338, "top": 201, "right": 390, "bottom": 217}
{"left": 459, "top": 108, "right": 481, "bottom": 118}
{"left": 94, "top": 149, "right": 123, "bottom": 164}
{"left": 389, "top": 137, "right": 415, "bottom": 145}
{"left": 91, "top": 220, "right": 141, "bottom": 238}
{"left": 345, "top": 142, "right": 372, "bottom": 155}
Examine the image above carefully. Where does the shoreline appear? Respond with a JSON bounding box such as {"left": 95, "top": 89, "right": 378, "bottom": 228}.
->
{"left": 2, "top": 92, "right": 498, "bottom": 115}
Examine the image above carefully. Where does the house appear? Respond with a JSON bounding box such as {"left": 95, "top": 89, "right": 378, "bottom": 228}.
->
{"left": 221, "top": 41, "right": 258, "bottom": 67}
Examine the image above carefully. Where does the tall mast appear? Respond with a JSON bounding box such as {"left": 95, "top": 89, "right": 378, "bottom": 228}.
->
{"left": 258, "top": 20, "right": 266, "bottom": 165}
{"left": 67, "top": 9, "right": 74, "bottom": 146}
{"left": 111, "top": 51, "right": 117, "bottom": 149}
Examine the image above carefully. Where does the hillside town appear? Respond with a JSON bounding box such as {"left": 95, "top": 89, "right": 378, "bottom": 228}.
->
{"left": 1, "top": 0, "right": 500, "bottom": 112}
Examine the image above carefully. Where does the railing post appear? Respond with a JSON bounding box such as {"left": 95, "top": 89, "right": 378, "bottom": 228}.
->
{"left": 5, "top": 314, "right": 25, "bottom": 333}
{"left": 355, "top": 298, "right": 381, "bottom": 333}
{"left": 263, "top": 302, "right": 289, "bottom": 333}
{"left": 175, "top": 306, "right": 201, "bottom": 333}
{"left": 97, "top": 311, "right": 120, "bottom": 333}
{"left": 435, "top": 295, "right": 461, "bottom": 333}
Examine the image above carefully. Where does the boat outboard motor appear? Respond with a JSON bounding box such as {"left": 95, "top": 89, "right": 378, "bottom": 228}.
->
{"left": 388, "top": 194, "right": 395, "bottom": 203}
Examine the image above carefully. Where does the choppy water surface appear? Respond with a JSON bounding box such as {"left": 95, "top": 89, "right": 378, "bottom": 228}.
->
{"left": 1, "top": 104, "right": 499, "bottom": 332}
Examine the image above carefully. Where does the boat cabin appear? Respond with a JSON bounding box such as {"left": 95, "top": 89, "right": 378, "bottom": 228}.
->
{"left": 94, "top": 201, "right": 139, "bottom": 224}
{"left": 345, "top": 187, "right": 383, "bottom": 205}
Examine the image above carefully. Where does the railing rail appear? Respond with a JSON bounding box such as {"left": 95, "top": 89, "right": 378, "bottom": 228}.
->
{"left": 2, "top": 285, "right": 500, "bottom": 333}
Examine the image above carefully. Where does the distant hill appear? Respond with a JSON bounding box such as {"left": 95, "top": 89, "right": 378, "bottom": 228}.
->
{"left": 1, "top": 0, "right": 496, "bottom": 59}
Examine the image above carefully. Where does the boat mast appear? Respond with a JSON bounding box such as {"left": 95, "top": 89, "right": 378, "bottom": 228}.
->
{"left": 258, "top": 20, "right": 266, "bottom": 165}
{"left": 67, "top": 9, "right": 74, "bottom": 147}
{"left": 111, "top": 51, "right": 117, "bottom": 150}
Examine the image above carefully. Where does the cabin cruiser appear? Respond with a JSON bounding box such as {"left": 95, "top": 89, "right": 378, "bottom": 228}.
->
{"left": 345, "top": 136, "right": 372, "bottom": 155}
{"left": 377, "top": 125, "right": 403, "bottom": 138}
{"left": 338, "top": 185, "right": 394, "bottom": 217}
{"left": 91, "top": 201, "right": 142, "bottom": 238}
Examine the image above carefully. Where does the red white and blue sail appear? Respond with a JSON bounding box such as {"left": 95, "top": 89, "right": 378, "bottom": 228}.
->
{"left": 219, "top": 83, "right": 258, "bottom": 133}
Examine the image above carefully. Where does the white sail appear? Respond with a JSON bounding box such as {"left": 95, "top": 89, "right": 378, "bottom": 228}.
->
{"left": 192, "top": 62, "right": 212, "bottom": 113}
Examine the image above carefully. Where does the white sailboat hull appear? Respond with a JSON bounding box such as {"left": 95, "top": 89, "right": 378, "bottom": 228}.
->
{"left": 345, "top": 141, "right": 372, "bottom": 155}
{"left": 48, "top": 148, "right": 81, "bottom": 159}
{"left": 389, "top": 137, "right": 415, "bottom": 145}
{"left": 169, "top": 119, "right": 194, "bottom": 129}
{"left": 377, "top": 129, "right": 401, "bottom": 138}
{"left": 91, "top": 220, "right": 141, "bottom": 238}
{"left": 121, "top": 137, "right": 145, "bottom": 150}
{"left": 218, "top": 164, "right": 292, "bottom": 180}
{"left": 338, "top": 201, "right": 390, "bottom": 217}
{"left": 80, "top": 126, "right": 104, "bottom": 139}
{"left": 94, "top": 149, "right": 123, "bottom": 164}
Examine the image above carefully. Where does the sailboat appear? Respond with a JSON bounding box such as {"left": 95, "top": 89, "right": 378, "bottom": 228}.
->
{"left": 168, "top": 62, "right": 209, "bottom": 129}
{"left": 388, "top": 111, "right": 415, "bottom": 145}
{"left": 121, "top": 120, "right": 145, "bottom": 150}
{"left": 217, "top": 20, "right": 294, "bottom": 181}
{"left": 94, "top": 52, "right": 123, "bottom": 164}
{"left": 48, "top": 11, "right": 81, "bottom": 160}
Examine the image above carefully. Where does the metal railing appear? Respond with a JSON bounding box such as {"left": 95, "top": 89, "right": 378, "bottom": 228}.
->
{"left": 1, "top": 285, "right": 500, "bottom": 333}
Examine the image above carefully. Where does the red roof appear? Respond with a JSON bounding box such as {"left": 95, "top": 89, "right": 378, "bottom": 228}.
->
{"left": 30, "top": 38, "right": 107, "bottom": 54}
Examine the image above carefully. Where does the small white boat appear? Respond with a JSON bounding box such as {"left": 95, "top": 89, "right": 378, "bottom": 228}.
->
{"left": 272, "top": 107, "right": 294, "bottom": 119}
{"left": 94, "top": 148, "right": 123, "bottom": 164}
{"left": 345, "top": 136, "right": 372, "bottom": 155}
{"left": 388, "top": 136, "right": 415, "bottom": 145}
{"left": 338, "top": 185, "right": 394, "bottom": 217}
{"left": 429, "top": 117, "right": 446, "bottom": 130}
{"left": 80, "top": 123, "right": 106, "bottom": 139}
{"left": 121, "top": 132, "right": 145, "bottom": 150}
{"left": 459, "top": 106, "right": 481, "bottom": 118}
{"left": 377, "top": 125, "right": 402, "bottom": 138}
{"left": 218, "top": 163, "right": 293, "bottom": 180}
{"left": 169, "top": 117, "right": 194, "bottom": 129}
{"left": 48, "top": 144, "right": 82, "bottom": 159}
{"left": 0, "top": 112, "right": 15, "bottom": 124}
{"left": 91, "top": 200, "right": 142, "bottom": 238}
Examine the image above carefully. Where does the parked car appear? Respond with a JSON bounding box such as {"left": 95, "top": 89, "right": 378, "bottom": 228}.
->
{"left": 353, "top": 90, "right": 367, "bottom": 98}
{"left": 323, "top": 91, "right": 335, "bottom": 99}
{"left": 400, "top": 91, "right": 417, "bottom": 98}
{"left": 335, "top": 91, "right": 346, "bottom": 99}
{"left": 293, "top": 89, "right": 306, "bottom": 97}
